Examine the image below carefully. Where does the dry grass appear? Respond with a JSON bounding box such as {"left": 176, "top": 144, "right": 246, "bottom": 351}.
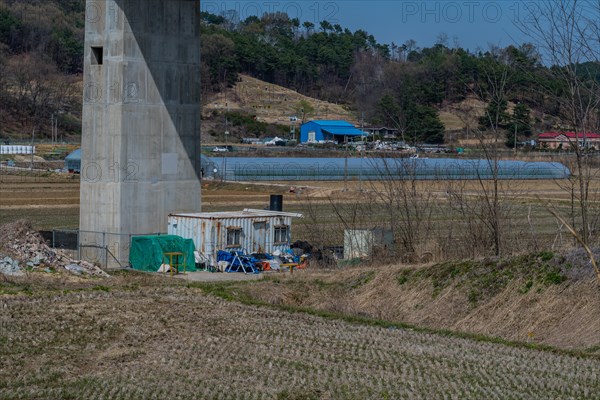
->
{"left": 439, "top": 97, "right": 487, "bottom": 131}
{"left": 203, "top": 74, "right": 358, "bottom": 126}
{"left": 233, "top": 253, "right": 600, "bottom": 351}
{"left": 438, "top": 111, "right": 467, "bottom": 130}
{"left": 1, "top": 271, "right": 599, "bottom": 399}
{"left": 2, "top": 173, "right": 599, "bottom": 397}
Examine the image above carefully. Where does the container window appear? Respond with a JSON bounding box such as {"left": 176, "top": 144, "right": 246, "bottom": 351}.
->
{"left": 91, "top": 46, "right": 103, "bottom": 65}
{"left": 274, "top": 225, "right": 289, "bottom": 244}
{"left": 227, "top": 228, "right": 242, "bottom": 247}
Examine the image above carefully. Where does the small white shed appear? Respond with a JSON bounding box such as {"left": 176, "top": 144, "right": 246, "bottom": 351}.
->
{"left": 168, "top": 209, "right": 303, "bottom": 263}
{"left": 344, "top": 228, "right": 394, "bottom": 259}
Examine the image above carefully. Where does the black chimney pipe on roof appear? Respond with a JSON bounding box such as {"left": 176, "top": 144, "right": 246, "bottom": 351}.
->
{"left": 270, "top": 194, "right": 283, "bottom": 212}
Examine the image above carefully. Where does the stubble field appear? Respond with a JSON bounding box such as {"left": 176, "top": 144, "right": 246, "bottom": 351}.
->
{"left": 1, "top": 272, "right": 599, "bottom": 399}
{"left": 0, "top": 170, "right": 591, "bottom": 229}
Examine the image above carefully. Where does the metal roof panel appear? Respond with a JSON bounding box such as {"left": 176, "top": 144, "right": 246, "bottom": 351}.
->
{"left": 322, "top": 127, "right": 368, "bottom": 136}
{"left": 169, "top": 209, "right": 303, "bottom": 219}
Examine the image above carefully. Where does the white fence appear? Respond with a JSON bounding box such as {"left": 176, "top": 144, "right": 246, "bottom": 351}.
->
{"left": 0, "top": 145, "right": 36, "bottom": 155}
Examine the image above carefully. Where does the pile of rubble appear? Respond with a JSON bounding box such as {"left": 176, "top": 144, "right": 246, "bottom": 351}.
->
{"left": 0, "top": 255, "right": 23, "bottom": 276}
{"left": 0, "top": 220, "right": 109, "bottom": 278}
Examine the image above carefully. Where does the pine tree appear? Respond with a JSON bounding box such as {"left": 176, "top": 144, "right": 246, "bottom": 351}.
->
{"left": 505, "top": 102, "right": 532, "bottom": 147}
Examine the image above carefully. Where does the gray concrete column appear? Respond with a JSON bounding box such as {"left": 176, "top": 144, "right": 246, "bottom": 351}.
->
{"left": 80, "top": 0, "right": 201, "bottom": 267}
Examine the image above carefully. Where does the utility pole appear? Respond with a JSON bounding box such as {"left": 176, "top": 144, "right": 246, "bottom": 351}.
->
{"left": 359, "top": 112, "right": 364, "bottom": 192}
{"left": 514, "top": 102, "right": 519, "bottom": 158}
{"left": 514, "top": 120, "right": 517, "bottom": 157}
{"left": 290, "top": 116, "right": 297, "bottom": 141}
{"left": 221, "top": 70, "right": 229, "bottom": 182}
{"left": 222, "top": 100, "right": 229, "bottom": 182}
{"left": 344, "top": 135, "right": 348, "bottom": 192}
{"left": 29, "top": 128, "right": 35, "bottom": 170}
{"left": 50, "top": 113, "right": 54, "bottom": 146}
{"left": 55, "top": 113, "right": 59, "bottom": 144}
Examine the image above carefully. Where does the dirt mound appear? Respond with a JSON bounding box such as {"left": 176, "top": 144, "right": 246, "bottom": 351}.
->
{"left": 13, "top": 154, "right": 45, "bottom": 163}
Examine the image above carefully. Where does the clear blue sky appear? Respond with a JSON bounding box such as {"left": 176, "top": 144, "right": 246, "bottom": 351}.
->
{"left": 201, "top": 1, "right": 531, "bottom": 51}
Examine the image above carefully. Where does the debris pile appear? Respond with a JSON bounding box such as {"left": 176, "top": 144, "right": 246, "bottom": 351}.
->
{"left": 0, "top": 220, "right": 109, "bottom": 277}
{"left": 0, "top": 255, "right": 24, "bottom": 276}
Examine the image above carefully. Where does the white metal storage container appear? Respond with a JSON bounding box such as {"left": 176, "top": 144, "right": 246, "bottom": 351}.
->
{"left": 344, "top": 228, "right": 393, "bottom": 259}
{"left": 168, "top": 209, "right": 303, "bottom": 264}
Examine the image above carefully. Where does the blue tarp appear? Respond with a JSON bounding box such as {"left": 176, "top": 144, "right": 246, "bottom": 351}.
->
{"left": 217, "top": 250, "right": 261, "bottom": 274}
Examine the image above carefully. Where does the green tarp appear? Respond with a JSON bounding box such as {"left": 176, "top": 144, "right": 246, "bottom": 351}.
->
{"left": 129, "top": 235, "right": 196, "bottom": 272}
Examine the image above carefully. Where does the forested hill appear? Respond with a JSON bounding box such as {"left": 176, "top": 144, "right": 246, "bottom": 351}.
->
{"left": 200, "top": 11, "right": 597, "bottom": 144}
{"left": 0, "top": 0, "right": 84, "bottom": 139}
{"left": 0, "top": 2, "right": 597, "bottom": 143}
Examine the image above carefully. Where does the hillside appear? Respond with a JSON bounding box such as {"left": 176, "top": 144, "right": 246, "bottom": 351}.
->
{"left": 0, "top": 2, "right": 596, "bottom": 145}
{"left": 201, "top": 74, "right": 359, "bottom": 142}
{"left": 204, "top": 74, "right": 358, "bottom": 125}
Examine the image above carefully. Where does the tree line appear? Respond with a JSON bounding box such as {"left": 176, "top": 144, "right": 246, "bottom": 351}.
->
{"left": 0, "top": 1, "right": 597, "bottom": 144}
{"left": 200, "top": 10, "right": 598, "bottom": 144}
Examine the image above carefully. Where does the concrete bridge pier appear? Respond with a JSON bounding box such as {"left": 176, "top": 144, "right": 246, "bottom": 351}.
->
{"left": 80, "top": 0, "right": 201, "bottom": 266}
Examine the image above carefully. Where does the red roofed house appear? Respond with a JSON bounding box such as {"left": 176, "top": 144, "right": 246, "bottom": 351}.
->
{"left": 538, "top": 132, "right": 600, "bottom": 150}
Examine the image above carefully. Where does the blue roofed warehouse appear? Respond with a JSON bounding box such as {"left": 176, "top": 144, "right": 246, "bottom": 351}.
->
{"left": 300, "top": 120, "right": 367, "bottom": 144}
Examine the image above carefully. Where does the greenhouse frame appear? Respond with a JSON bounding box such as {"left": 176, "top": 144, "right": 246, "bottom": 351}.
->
{"left": 211, "top": 157, "right": 570, "bottom": 181}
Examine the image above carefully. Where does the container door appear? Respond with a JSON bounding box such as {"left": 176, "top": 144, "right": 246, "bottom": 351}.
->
{"left": 253, "top": 222, "right": 267, "bottom": 253}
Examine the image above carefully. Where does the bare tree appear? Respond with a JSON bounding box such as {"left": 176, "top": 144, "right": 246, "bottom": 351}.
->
{"left": 364, "top": 156, "right": 436, "bottom": 262}
{"left": 445, "top": 176, "right": 500, "bottom": 258}
{"left": 0, "top": 46, "right": 8, "bottom": 135}
{"left": 456, "top": 48, "right": 515, "bottom": 256}
{"left": 517, "top": 0, "right": 600, "bottom": 245}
